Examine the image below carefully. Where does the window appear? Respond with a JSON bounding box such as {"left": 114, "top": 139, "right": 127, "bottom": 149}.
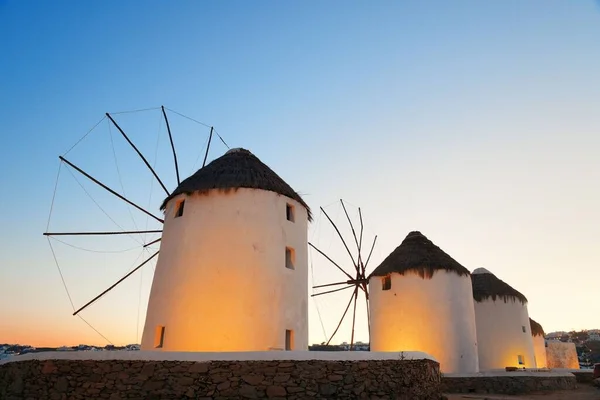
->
{"left": 522, "top": 326, "right": 526, "bottom": 333}
{"left": 175, "top": 199, "right": 185, "bottom": 218}
{"left": 286, "top": 203, "right": 295, "bottom": 222}
{"left": 382, "top": 275, "right": 391, "bottom": 290}
{"left": 154, "top": 326, "right": 165, "bottom": 348}
{"left": 285, "top": 330, "right": 294, "bottom": 351}
{"left": 285, "top": 247, "right": 295, "bottom": 270}
{"left": 517, "top": 355, "right": 524, "bottom": 365}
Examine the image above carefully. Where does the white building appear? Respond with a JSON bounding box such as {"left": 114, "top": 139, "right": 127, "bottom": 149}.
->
{"left": 546, "top": 341, "right": 580, "bottom": 369}
{"left": 368, "top": 231, "right": 479, "bottom": 373}
{"left": 471, "top": 268, "right": 536, "bottom": 370}
{"left": 141, "top": 148, "right": 311, "bottom": 352}
{"left": 529, "top": 317, "right": 547, "bottom": 368}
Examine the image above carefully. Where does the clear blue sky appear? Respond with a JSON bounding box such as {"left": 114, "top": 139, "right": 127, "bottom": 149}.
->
{"left": 1, "top": 0, "right": 599, "bottom": 346}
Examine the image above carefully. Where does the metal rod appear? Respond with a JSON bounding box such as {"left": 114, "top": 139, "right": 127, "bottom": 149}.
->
{"left": 364, "top": 235, "right": 378, "bottom": 269}
{"left": 44, "top": 230, "right": 163, "bottom": 236}
{"left": 143, "top": 237, "right": 162, "bottom": 248}
{"left": 106, "top": 113, "right": 170, "bottom": 196}
{"left": 161, "top": 106, "right": 180, "bottom": 185}
{"left": 350, "top": 288, "right": 358, "bottom": 350}
{"left": 202, "top": 127, "right": 213, "bottom": 168}
{"left": 321, "top": 206, "right": 357, "bottom": 269}
{"left": 311, "top": 285, "right": 354, "bottom": 297}
{"left": 326, "top": 286, "right": 358, "bottom": 346}
{"left": 308, "top": 242, "right": 354, "bottom": 281}
{"left": 73, "top": 250, "right": 159, "bottom": 316}
{"left": 59, "top": 156, "right": 164, "bottom": 224}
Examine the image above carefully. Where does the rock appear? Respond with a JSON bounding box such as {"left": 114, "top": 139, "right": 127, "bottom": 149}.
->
{"left": 593, "top": 378, "right": 600, "bottom": 388}
{"left": 55, "top": 377, "right": 69, "bottom": 392}
{"left": 217, "top": 381, "right": 231, "bottom": 390}
{"left": 273, "top": 373, "right": 290, "bottom": 383}
{"left": 328, "top": 374, "right": 343, "bottom": 381}
{"left": 189, "top": 363, "right": 209, "bottom": 374}
{"left": 319, "top": 383, "right": 337, "bottom": 396}
{"left": 239, "top": 384, "right": 258, "bottom": 399}
{"left": 178, "top": 377, "right": 194, "bottom": 386}
{"left": 241, "top": 374, "right": 264, "bottom": 385}
{"left": 42, "top": 361, "right": 57, "bottom": 374}
{"left": 266, "top": 386, "right": 287, "bottom": 397}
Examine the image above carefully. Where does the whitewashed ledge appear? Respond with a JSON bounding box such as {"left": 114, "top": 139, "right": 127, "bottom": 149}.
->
{"left": 443, "top": 370, "right": 576, "bottom": 378}
{"left": 0, "top": 350, "right": 436, "bottom": 365}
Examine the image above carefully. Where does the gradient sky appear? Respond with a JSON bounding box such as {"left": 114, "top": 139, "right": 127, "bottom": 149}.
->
{"left": 1, "top": 0, "right": 599, "bottom": 347}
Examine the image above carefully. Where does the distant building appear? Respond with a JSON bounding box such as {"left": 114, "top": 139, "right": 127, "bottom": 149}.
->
{"left": 546, "top": 341, "right": 579, "bottom": 369}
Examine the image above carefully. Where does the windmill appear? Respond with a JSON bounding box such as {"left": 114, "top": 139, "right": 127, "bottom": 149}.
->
{"left": 43, "top": 106, "right": 225, "bottom": 342}
{"left": 309, "top": 200, "right": 377, "bottom": 350}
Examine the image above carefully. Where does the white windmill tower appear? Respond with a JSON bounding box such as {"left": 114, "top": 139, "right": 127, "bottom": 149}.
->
{"left": 140, "top": 148, "right": 312, "bottom": 352}
{"left": 368, "top": 231, "right": 480, "bottom": 373}
{"left": 44, "top": 107, "right": 311, "bottom": 351}
{"left": 529, "top": 317, "right": 547, "bottom": 368}
{"left": 471, "top": 267, "right": 536, "bottom": 370}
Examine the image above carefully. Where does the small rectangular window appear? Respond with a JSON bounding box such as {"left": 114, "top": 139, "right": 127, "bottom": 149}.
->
{"left": 522, "top": 326, "right": 526, "bottom": 333}
{"left": 175, "top": 199, "right": 185, "bottom": 218}
{"left": 286, "top": 203, "right": 295, "bottom": 222}
{"left": 285, "top": 247, "right": 295, "bottom": 270}
{"left": 517, "top": 355, "right": 524, "bottom": 365}
{"left": 285, "top": 329, "right": 294, "bottom": 350}
{"left": 154, "top": 326, "right": 165, "bottom": 348}
{"left": 382, "top": 275, "right": 391, "bottom": 290}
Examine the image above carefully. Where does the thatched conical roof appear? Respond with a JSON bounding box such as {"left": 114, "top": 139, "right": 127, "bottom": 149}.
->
{"left": 160, "top": 148, "right": 311, "bottom": 220}
{"left": 529, "top": 318, "right": 545, "bottom": 337}
{"left": 369, "top": 231, "right": 471, "bottom": 279}
{"left": 471, "top": 268, "right": 528, "bottom": 305}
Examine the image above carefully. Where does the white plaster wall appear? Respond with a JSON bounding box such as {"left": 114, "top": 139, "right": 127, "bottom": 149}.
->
{"left": 546, "top": 341, "right": 579, "bottom": 369}
{"left": 532, "top": 335, "right": 547, "bottom": 368}
{"left": 474, "top": 298, "right": 536, "bottom": 370}
{"left": 368, "top": 271, "right": 479, "bottom": 373}
{"left": 140, "top": 188, "right": 308, "bottom": 352}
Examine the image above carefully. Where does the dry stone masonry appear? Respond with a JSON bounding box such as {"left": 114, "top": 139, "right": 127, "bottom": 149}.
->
{"left": 440, "top": 374, "right": 577, "bottom": 395}
{"left": 0, "top": 358, "right": 442, "bottom": 399}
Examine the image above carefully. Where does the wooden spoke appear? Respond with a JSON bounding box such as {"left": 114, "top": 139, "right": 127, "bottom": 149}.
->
{"left": 106, "top": 113, "right": 169, "bottom": 196}
{"left": 350, "top": 287, "right": 359, "bottom": 350}
{"left": 364, "top": 235, "right": 378, "bottom": 270}
{"left": 311, "top": 285, "right": 354, "bottom": 297}
{"left": 60, "top": 156, "right": 164, "bottom": 224}
{"left": 326, "top": 286, "right": 358, "bottom": 345}
{"left": 44, "top": 230, "right": 162, "bottom": 236}
{"left": 143, "top": 237, "right": 162, "bottom": 248}
{"left": 73, "top": 251, "right": 159, "bottom": 316}
{"left": 321, "top": 206, "right": 358, "bottom": 269}
{"left": 308, "top": 242, "right": 354, "bottom": 281}
{"left": 340, "top": 199, "right": 361, "bottom": 274}
{"left": 202, "top": 127, "right": 214, "bottom": 168}
{"left": 161, "top": 106, "right": 180, "bottom": 185}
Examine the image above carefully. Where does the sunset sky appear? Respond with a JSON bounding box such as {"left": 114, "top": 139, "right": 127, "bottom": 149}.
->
{"left": 1, "top": 1, "right": 599, "bottom": 347}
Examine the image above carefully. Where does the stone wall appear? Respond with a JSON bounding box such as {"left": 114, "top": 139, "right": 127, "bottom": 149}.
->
{"left": 0, "top": 358, "right": 441, "bottom": 399}
{"left": 441, "top": 374, "right": 577, "bottom": 395}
